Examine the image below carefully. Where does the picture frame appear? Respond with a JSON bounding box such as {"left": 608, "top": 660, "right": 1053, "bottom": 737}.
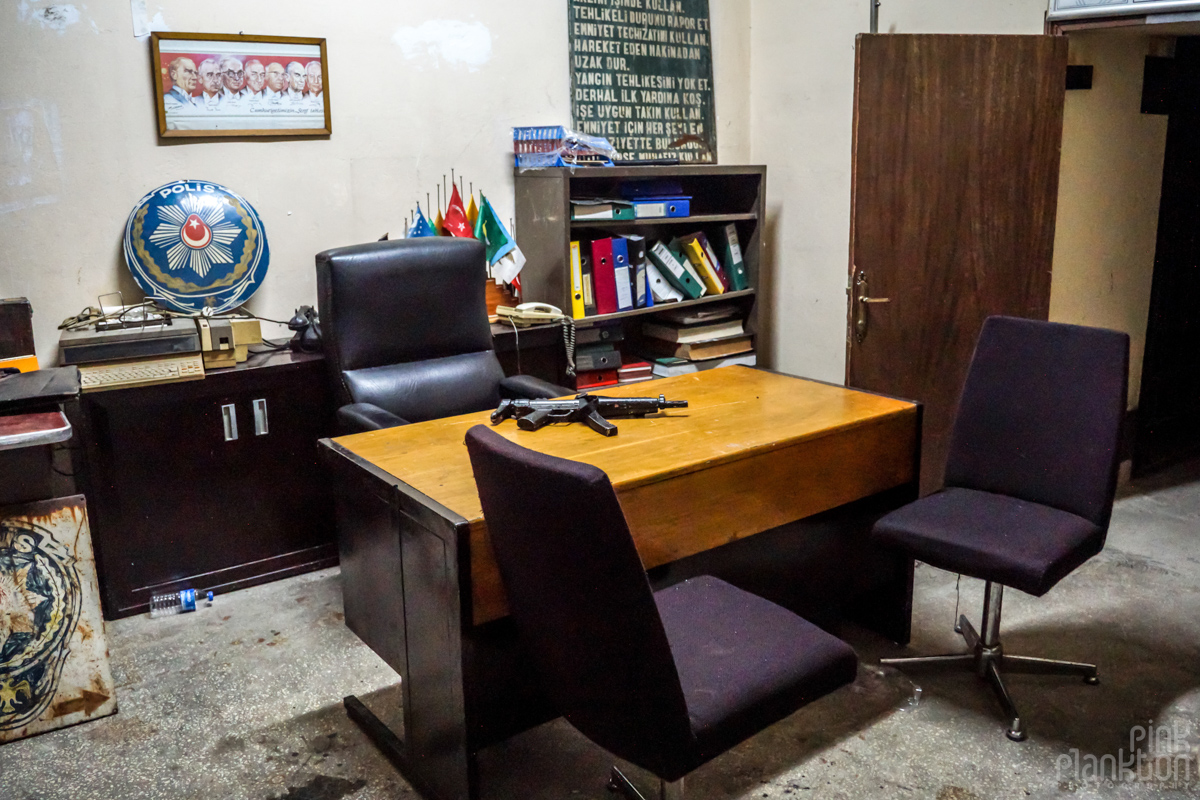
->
{"left": 150, "top": 32, "right": 331, "bottom": 138}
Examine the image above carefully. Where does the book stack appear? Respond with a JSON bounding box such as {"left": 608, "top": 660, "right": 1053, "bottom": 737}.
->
{"left": 617, "top": 361, "right": 654, "bottom": 386}
{"left": 639, "top": 304, "right": 756, "bottom": 378}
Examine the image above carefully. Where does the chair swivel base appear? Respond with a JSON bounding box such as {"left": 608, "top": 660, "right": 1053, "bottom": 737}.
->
{"left": 880, "top": 583, "right": 1098, "bottom": 742}
{"left": 608, "top": 766, "right": 684, "bottom": 800}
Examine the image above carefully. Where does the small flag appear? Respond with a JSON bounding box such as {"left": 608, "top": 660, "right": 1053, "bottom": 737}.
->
{"left": 473, "top": 194, "right": 516, "bottom": 264}
{"left": 433, "top": 208, "right": 446, "bottom": 236}
{"left": 409, "top": 206, "right": 437, "bottom": 237}
{"left": 466, "top": 192, "right": 479, "bottom": 228}
{"left": 493, "top": 246, "right": 527, "bottom": 284}
{"left": 443, "top": 185, "right": 473, "bottom": 238}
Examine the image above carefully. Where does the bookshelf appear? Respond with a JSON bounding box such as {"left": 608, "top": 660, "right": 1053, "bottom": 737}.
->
{"left": 513, "top": 165, "right": 766, "bottom": 381}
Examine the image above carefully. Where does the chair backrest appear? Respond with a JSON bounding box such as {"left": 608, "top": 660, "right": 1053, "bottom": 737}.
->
{"left": 464, "top": 425, "right": 693, "bottom": 772}
{"left": 315, "top": 238, "right": 504, "bottom": 422}
{"left": 945, "top": 316, "right": 1130, "bottom": 528}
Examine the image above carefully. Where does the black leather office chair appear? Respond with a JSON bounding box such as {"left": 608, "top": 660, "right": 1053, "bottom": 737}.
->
{"left": 316, "top": 238, "right": 570, "bottom": 433}
{"left": 872, "top": 316, "right": 1129, "bottom": 741}
{"left": 465, "top": 425, "right": 859, "bottom": 800}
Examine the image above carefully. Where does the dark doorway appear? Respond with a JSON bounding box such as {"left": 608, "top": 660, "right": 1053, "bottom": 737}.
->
{"left": 1135, "top": 37, "right": 1200, "bottom": 475}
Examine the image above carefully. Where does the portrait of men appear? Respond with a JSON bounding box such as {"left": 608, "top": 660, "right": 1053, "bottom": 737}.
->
{"left": 305, "top": 60, "right": 324, "bottom": 111}
{"left": 197, "top": 58, "right": 224, "bottom": 111}
{"left": 265, "top": 62, "right": 287, "bottom": 101}
{"left": 163, "top": 57, "right": 198, "bottom": 111}
{"left": 243, "top": 59, "right": 267, "bottom": 106}
{"left": 219, "top": 56, "right": 247, "bottom": 106}
{"left": 285, "top": 61, "right": 307, "bottom": 106}
{"left": 156, "top": 39, "right": 329, "bottom": 133}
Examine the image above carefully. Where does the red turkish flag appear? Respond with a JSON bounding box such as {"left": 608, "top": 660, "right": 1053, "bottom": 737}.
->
{"left": 443, "top": 185, "right": 474, "bottom": 238}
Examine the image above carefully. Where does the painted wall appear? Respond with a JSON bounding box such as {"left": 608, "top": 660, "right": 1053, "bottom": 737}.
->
{"left": 0, "top": 1, "right": 750, "bottom": 366}
{"left": 749, "top": 0, "right": 1054, "bottom": 383}
{"left": 1050, "top": 31, "right": 1168, "bottom": 407}
{"left": 2, "top": 0, "right": 1162, "bottom": 392}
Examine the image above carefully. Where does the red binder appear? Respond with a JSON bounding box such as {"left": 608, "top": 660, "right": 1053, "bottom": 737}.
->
{"left": 590, "top": 238, "right": 618, "bottom": 315}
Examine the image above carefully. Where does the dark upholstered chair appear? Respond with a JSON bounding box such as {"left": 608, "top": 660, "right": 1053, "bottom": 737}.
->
{"left": 316, "top": 238, "right": 569, "bottom": 433}
{"left": 873, "top": 316, "right": 1129, "bottom": 741}
{"left": 464, "top": 425, "right": 858, "bottom": 800}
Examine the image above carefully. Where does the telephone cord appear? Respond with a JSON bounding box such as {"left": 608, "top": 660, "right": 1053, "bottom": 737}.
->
{"left": 561, "top": 317, "right": 577, "bottom": 378}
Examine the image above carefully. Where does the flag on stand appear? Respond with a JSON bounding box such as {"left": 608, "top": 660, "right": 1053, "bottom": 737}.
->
{"left": 443, "top": 185, "right": 473, "bottom": 238}
{"left": 473, "top": 194, "right": 515, "bottom": 263}
{"left": 433, "top": 208, "right": 446, "bottom": 236}
{"left": 408, "top": 206, "right": 437, "bottom": 237}
{"left": 466, "top": 192, "right": 479, "bottom": 228}
{"left": 473, "top": 194, "right": 526, "bottom": 283}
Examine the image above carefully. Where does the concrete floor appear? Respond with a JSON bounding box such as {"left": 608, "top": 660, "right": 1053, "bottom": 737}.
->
{"left": 4, "top": 464, "right": 1200, "bottom": 799}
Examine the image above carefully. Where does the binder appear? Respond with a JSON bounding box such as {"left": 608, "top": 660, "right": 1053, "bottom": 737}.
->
{"left": 719, "top": 223, "right": 749, "bottom": 291}
{"left": 696, "top": 232, "right": 731, "bottom": 291}
{"left": 631, "top": 197, "right": 690, "bottom": 219}
{"left": 572, "top": 200, "right": 635, "bottom": 220}
{"left": 679, "top": 236, "right": 725, "bottom": 295}
{"left": 590, "top": 238, "right": 618, "bottom": 315}
{"left": 575, "top": 344, "right": 622, "bottom": 372}
{"left": 580, "top": 246, "right": 597, "bottom": 316}
{"left": 646, "top": 260, "right": 684, "bottom": 303}
{"left": 648, "top": 241, "right": 704, "bottom": 300}
{"left": 625, "top": 235, "right": 650, "bottom": 308}
{"left": 667, "top": 239, "right": 709, "bottom": 298}
{"left": 569, "top": 241, "right": 586, "bottom": 319}
{"left": 611, "top": 237, "right": 635, "bottom": 312}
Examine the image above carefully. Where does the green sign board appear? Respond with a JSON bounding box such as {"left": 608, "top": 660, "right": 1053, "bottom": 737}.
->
{"left": 568, "top": 0, "right": 717, "bottom": 163}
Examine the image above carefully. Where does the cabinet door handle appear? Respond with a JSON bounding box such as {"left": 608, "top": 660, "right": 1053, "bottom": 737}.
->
{"left": 221, "top": 403, "right": 238, "bottom": 441}
{"left": 252, "top": 398, "right": 269, "bottom": 436}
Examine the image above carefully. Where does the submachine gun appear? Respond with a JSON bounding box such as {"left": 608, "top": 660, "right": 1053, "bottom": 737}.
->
{"left": 490, "top": 393, "right": 687, "bottom": 437}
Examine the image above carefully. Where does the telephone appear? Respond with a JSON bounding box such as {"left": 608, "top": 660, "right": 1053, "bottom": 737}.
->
{"left": 288, "top": 305, "right": 322, "bottom": 353}
{"left": 495, "top": 303, "right": 578, "bottom": 378}
{"left": 495, "top": 303, "right": 565, "bottom": 326}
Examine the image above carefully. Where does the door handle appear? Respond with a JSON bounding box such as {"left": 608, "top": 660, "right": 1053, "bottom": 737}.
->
{"left": 854, "top": 269, "right": 890, "bottom": 343}
{"left": 221, "top": 403, "right": 238, "bottom": 441}
{"left": 252, "top": 398, "right": 269, "bottom": 436}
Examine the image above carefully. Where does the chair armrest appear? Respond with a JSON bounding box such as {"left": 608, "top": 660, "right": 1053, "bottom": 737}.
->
{"left": 499, "top": 375, "right": 573, "bottom": 400}
{"left": 337, "top": 403, "right": 410, "bottom": 433}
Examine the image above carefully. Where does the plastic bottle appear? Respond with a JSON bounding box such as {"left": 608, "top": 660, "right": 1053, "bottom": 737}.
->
{"left": 149, "top": 588, "right": 214, "bottom": 618}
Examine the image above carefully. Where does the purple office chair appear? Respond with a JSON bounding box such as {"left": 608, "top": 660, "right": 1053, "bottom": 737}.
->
{"left": 465, "top": 425, "right": 858, "bottom": 799}
{"left": 872, "top": 316, "right": 1129, "bottom": 741}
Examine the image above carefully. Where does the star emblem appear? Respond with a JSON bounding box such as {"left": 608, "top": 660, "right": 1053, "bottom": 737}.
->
{"left": 0, "top": 565, "right": 46, "bottom": 655}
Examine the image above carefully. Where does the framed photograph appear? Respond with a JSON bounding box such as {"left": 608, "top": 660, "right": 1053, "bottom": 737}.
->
{"left": 151, "top": 32, "right": 331, "bottom": 138}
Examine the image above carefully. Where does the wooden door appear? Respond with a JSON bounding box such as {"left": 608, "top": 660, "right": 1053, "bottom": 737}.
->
{"left": 1135, "top": 37, "right": 1200, "bottom": 475}
{"left": 847, "top": 34, "right": 1068, "bottom": 493}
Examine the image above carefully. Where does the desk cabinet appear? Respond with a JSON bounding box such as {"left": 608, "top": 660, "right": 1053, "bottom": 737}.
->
{"left": 71, "top": 351, "right": 336, "bottom": 618}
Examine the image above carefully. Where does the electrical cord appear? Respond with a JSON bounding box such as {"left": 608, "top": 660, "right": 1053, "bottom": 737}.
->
{"left": 60, "top": 300, "right": 301, "bottom": 333}
{"left": 953, "top": 574, "right": 962, "bottom": 633}
{"left": 506, "top": 317, "right": 522, "bottom": 375}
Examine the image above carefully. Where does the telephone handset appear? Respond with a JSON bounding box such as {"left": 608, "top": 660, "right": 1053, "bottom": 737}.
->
{"left": 496, "top": 303, "right": 565, "bottom": 325}
{"left": 495, "top": 303, "right": 577, "bottom": 378}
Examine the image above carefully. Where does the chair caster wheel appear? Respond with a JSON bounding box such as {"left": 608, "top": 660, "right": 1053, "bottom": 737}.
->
{"left": 1084, "top": 675, "right": 1099, "bottom": 685}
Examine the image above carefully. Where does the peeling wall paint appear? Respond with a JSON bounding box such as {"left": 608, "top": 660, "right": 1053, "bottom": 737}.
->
{"left": 129, "top": 0, "right": 167, "bottom": 38}
{"left": 392, "top": 20, "right": 493, "bottom": 72}
{"left": 1, "top": 101, "right": 64, "bottom": 214}
{"left": 17, "top": 1, "right": 81, "bottom": 33}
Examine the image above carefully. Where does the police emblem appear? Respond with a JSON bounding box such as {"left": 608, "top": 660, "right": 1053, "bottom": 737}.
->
{"left": 123, "top": 180, "right": 270, "bottom": 314}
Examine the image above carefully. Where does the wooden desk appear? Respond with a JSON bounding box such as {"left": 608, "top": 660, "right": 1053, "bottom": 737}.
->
{"left": 320, "top": 367, "right": 919, "bottom": 800}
